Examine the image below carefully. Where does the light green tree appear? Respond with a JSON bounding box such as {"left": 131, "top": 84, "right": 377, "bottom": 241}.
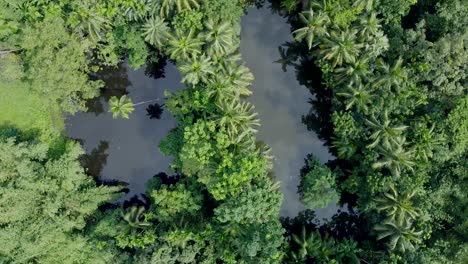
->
{"left": 167, "top": 29, "right": 204, "bottom": 60}
{"left": 109, "top": 95, "right": 135, "bottom": 119}
{"left": 204, "top": 19, "right": 234, "bottom": 56}
{"left": 179, "top": 54, "right": 214, "bottom": 85}
{"left": 214, "top": 99, "right": 260, "bottom": 137}
{"left": 142, "top": 16, "right": 170, "bottom": 48}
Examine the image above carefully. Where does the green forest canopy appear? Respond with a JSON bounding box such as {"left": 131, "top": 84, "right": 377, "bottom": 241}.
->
{"left": 0, "top": 0, "right": 466, "bottom": 263}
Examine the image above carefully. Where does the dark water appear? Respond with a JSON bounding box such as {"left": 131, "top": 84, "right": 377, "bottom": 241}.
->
{"left": 66, "top": 62, "right": 183, "bottom": 199}
{"left": 241, "top": 6, "right": 336, "bottom": 218}
{"left": 66, "top": 5, "right": 336, "bottom": 218}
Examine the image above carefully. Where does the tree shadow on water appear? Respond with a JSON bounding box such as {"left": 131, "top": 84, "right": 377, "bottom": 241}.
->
{"left": 87, "top": 63, "right": 131, "bottom": 115}
{"left": 80, "top": 140, "right": 110, "bottom": 178}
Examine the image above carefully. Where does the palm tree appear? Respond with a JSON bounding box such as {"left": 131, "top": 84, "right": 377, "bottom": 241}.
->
{"left": 290, "top": 227, "right": 321, "bottom": 262}
{"left": 365, "top": 110, "right": 408, "bottom": 149}
{"left": 357, "top": 12, "right": 381, "bottom": 39}
{"left": 365, "top": 30, "right": 389, "bottom": 58}
{"left": 122, "top": 206, "right": 152, "bottom": 228}
{"left": 142, "top": 16, "right": 170, "bottom": 48}
{"left": 109, "top": 95, "right": 135, "bottom": 119}
{"left": 336, "top": 82, "right": 374, "bottom": 114}
{"left": 319, "top": 30, "right": 363, "bottom": 67}
{"left": 109, "top": 95, "right": 163, "bottom": 119}
{"left": 178, "top": 54, "right": 214, "bottom": 85}
{"left": 332, "top": 137, "right": 357, "bottom": 159}
{"left": 372, "top": 136, "right": 415, "bottom": 177}
{"left": 204, "top": 19, "right": 234, "bottom": 56}
{"left": 372, "top": 57, "right": 407, "bottom": 92}
{"left": 159, "top": 0, "right": 200, "bottom": 18}
{"left": 74, "top": 10, "right": 110, "bottom": 42}
{"left": 219, "top": 62, "right": 254, "bottom": 96}
{"left": 334, "top": 57, "right": 371, "bottom": 85}
{"left": 214, "top": 99, "right": 260, "bottom": 138}
{"left": 374, "top": 219, "right": 422, "bottom": 253}
{"left": 374, "top": 184, "right": 421, "bottom": 224}
{"left": 292, "top": 9, "right": 330, "bottom": 50}
{"left": 167, "top": 29, "right": 204, "bottom": 61}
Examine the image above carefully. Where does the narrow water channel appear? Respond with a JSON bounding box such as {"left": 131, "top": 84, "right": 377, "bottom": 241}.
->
{"left": 66, "top": 62, "right": 183, "bottom": 199}
{"left": 241, "top": 6, "right": 335, "bottom": 218}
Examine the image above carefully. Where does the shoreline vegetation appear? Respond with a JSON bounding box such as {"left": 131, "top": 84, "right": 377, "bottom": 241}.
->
{"left": 0, "top": 0, "right": 466, "bottom": 263}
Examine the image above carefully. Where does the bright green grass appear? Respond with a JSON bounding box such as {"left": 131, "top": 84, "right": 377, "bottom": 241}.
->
{"left": 0, "top": 81, "right": 63, "bottom": 143}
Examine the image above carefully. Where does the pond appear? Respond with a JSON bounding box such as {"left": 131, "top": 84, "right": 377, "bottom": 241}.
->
{"left": 66, "top": 5, "right": 335, "bottom": 218}
{"left": 66, "top": 62, "right": 183, "bottom": 199}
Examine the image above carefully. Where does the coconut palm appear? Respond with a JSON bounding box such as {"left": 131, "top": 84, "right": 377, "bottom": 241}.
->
{"left": 109, "top": 95, "right": 135, "bottom": 119}
{"left": 334, "top": 57, "right": 371, "bottom": 85}
{"left": 374, "top": 219, "right": 423, "bottom": 253}
{"left": 167, "top": 29, "right": 204, "bottom": 60}
{"left": 319, "top": 30, "right": 363, "bottom": 67}
{"left": 374, "top": 184, "right": 421, "bottom": 224}
{"left": 336, "top": 82, "right": 374, "bottom": 114}
{"left": 218, "top": 62, "right": 254, "bottom": 96}
{"left": 142, "top": 16, "right": 170, "bottom": 48}
{"left": 365, "top": 30, "right": 390, "bottom": 58}
{"left": 365, "top": 110, "right": 408, "bottom": 149}
{"left": 73, "top": 9, "right": 110, "bottom": 42}
{"left": 109, "top": 95, "right": 163, "bottom": 119}
{"left": 122, "top": 206, "right": 152, "bottom": 228}
{"left": 372, "top": 136, "right": 415, "bottom": 177}
{"left": 214, "top": 99, "right": 260, "bottom": 137}
{"left": 290, "top": 227, "right": 322, "bottom": 262}
{"left": 332, "top": 137, "right": 357, "bottom": 159}
{"left": 204, "top": 19, "right": 234, "bottom": 56}
{"left": 293, "top": 9, "right": 330, "bottom": 50}
{"left": 357, "top": 12, "right": 381, "bottom": 38}
{"left": 372, "top": 57, "right": 407, "bottom": 92}
{"left": 178, "top": 54, "right": 214, "bottom": 85}
{"left": 159, "top": 0, "right": 200, "bottom": 18}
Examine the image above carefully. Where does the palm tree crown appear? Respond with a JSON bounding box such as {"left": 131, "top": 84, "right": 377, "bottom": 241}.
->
{"left": 293, "top": 9, "right": 330, "bottom": 50}
{"left": 167, "top": 29, "right": 204, "bottom": 61}
{"left": 122, "top": 205, "right": 152, "bottom": 228}
{"left": 365, "top": 110, "right": 408, "bottom": 148}
{"left": 319, "top": 30, "right": 363, "bottom": 67}
{"left": 372, "top": 136, "right": 415, "bottom": 177}
{"left": 374, "top": 219, "right": 422, "bottom": 253}
{"left": 142, "top": 16, "right": 170, "bottom": 48}
{"left": 178, "top": 54, "right": 214, "bottom": 85}
{"left": 204, "top": 19, "right": 235, "bottom": 56}
{"left": 159, "top": 0, "right": 200, "bottom": 18}
{"left": 336, "top": 82, "right": 374, "bottom": 114}
{"left": 214, "top": 99, "right": 260, "bottom": 141}
{"left": 374, "top": 184, "right": 421, "bottom": 224}
{"left": 109, "top": 95, "right": 135, "bottom": 119}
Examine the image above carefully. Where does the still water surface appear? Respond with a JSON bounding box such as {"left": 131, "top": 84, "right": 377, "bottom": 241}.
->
{"left": 66, "top": 62, "right": 183, "bottom": 199}
{"left": 66, "top": 5, "right": 335, "bottom": 218}
{"left": 241, "top": 6, "right": 335, "bottom": 218}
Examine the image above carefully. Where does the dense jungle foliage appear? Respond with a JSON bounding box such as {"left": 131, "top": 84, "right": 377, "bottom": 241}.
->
{"left": 0, "top": 0, "right": 466, "bottom": 263}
